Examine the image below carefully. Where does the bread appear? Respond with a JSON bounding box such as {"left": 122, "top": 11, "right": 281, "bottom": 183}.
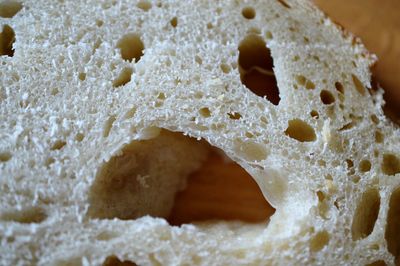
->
{"left": 1, "top": 0, "right": 399, "bottom": 265}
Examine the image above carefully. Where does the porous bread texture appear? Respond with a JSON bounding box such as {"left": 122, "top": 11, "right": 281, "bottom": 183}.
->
{"left": 0, "top": 0, "right": 399, "bottom": 265}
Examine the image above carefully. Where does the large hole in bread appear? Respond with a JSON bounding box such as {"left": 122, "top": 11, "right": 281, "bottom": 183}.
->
{"left": 385, "top": 187, "right": 400, "bottom": 265}
{"left": 117, "top": 34, "right": 144, "bottom": 63}
{"left": 0, "top": 1, "right": 22, "bottom": 18}
{"left": 88, "top": 129, "right": 208, "bottom": 219}
{"left": 238, "top": 34, "right": 280, "bottom": 105}
{"left": 88, "top": 129, "right": 274, "bottom": 225}
{"left": 351, "top": 188, "right": 380, "bottom": 240}
{"left": 0, "top": 24, "right": 15, "bottom": 57}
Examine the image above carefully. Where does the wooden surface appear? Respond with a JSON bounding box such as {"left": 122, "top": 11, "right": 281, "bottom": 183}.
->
{"left": 168, "top": 150, "right": 275, "bottom": 225}
{"left": 168, "top": 1, "right": 400, "bottom": 225}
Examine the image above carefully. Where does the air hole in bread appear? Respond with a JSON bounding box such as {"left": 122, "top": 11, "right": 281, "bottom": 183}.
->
{"left": 277, "top": 0, "right": 291, "bottom": 8}
{"left": 381, "top": 154, "right": 400, "bottom": 176}
{"left": 50, "top": 140, "right": 66, "bottom": 151}
{"left": 317, "top": 191, "right": 330, "bottom": 219}
{"left": 170, "top": 17, "right": 178, "bottom": 27}
{"left": 88, "top": 129, "right": 209, "bottom": 219}
{"left": 199, "top": 107, "right": 211, "bottom": 118}
{"left": 157, "top": 92, "right": 165, "bottom": 100}
{"left": 50, "top": 88, "right": 60, "bottom": 96}
{"left": 124, "top": 107, "right": 137, "bottom": 119}
{"left": 238, "top": 34, "right": 280, "bottom": 105}
{"left": 359, "top": 160, "right": 372, "bottom": 172}
{"left": 0, "top": 207, "right": 46, "bottom": 223}
{"left": 228, "top": 112, "right": 242, "bottom": 120}
{"left": 234, "top": 140, "right": 268, "bottom": 162}
{"left": 351, "top": 74, "right": 366, "bottom": 96}
{"left": 93, "top": 38, "right": 102, "bottom": 54}
{"left": 242, "top": 7, "right": 256, "bottom": 19}
{"left": 102, "top": 255, "right": 137, "bottom": 266}
{"left": 245, "top": 131, "right": 254, "bottom": 138}
{"left": 316, "top": 191, "right": 325, "bottom": 201}
{"left": 351, "top": 188, "right": 380, "bottom": 240}
{"left": 137, "top": 0, "right": 152, "bottom": 11}
{"left": 0, "top": 24, "right": 15, "bottom": 57}
{"left": 320, "top": 90, "right": 335, "bottom": 105}
{"left": 194, "top": 55, "right": 202, "bottom": 65}
{"left": 0, "top": 1, "right": 22, "bottom": 18}
{"left": 370, "top": 114, "right": 379, "bottom": 124}
{"left": 335, "top": 81, "right": 344, "bottom": 94}
{"left": 351, "top": 175, "right": 361, "bottom": 183}
{"left": 0, "top": 151, "right": 11, "bottom": 162}
{"left": 295, "top": 75, "right": 315, "bottom": 90}
{"left": 220, "top": 63, "right": 231, "bottom": 73}
{"left": 310, "top": 110, "right": 319, "bottom": 119}
{"left": 117, "top": 34, "right": 144, "bottom": 63}
{"left": 310, "top": 230, "right": 330, "bottom": 252}
{"left": 375, "top": 130, "right": 384, "bottom": 143}
{"left": 96, "top": 19, "right": 104, "bottom": 27}
{"left": 103, "top": 116, "right": 116, "bottom": 138}
{"left": 88, "top": 129, "right": 274, "bottom": 225}
{"left": 265, "top": 31, "right": 273, "bottom": 40}
{"left": 385, "top": 187, "right": 400, "bottom": 265}
{"left": 285, "top": 119, "right": 316, "bottom": 142}
{"left": 45, "top": 157, "right": 55, "bottom": 167}
{"left": 113, "top": 67, "right": 133, "bottom": 88}
{"left": 75, "top": 133, "right": 85, "bottom": 142}
{"left": 78, "top": 72, "right": 86, "bottom": 81}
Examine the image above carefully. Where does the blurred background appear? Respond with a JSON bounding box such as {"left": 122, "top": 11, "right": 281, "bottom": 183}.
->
{"left": 314, "top": 0, "right": 400, "bottom": 121}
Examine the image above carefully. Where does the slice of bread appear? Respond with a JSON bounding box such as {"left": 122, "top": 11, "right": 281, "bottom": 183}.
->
{"left": 0, "top": 0, "right": 399, "bottom": 265}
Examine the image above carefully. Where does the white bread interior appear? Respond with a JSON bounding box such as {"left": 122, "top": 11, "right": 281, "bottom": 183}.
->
{"left": 0, "top": 0, "right": 399, "bottom": 265}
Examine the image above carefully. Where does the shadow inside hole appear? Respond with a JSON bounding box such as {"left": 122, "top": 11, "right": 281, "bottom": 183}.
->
{"left": 0, "top": 24, "right": 16, "bottom": 57}
{"left": 238, "top": 34, "right": 280, "bottom": 105}
{"left": 102, "top": 255, "right": 137, "bottom": 266}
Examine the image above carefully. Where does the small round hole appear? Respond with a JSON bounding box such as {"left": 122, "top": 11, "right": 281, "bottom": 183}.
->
{"left": 335, "top": 82, "right": 344, "bottom": 94}
{"left": 0, "top": 152, "right": 12, "bottom": 162}
{"left": 78, "top": 72, "right": 86, "bottom": 81}
{"left": 310, "top": 110, "right": 319, "bottom": 119}
{"left": 170, "top": 17, "right": 178, "bottom": 27}
{"left": 199, "top": 107, "right": 211, "bottom": 118}
{"left": 320, "top": 90, "right": 335, "bottom": 105}
{"left": 220, "top": 63, "right": 231, "bottom": 73}
{"left": 359, "top": 160, "right": 372, "bottom": 172}
{"left": 117, "top": 34, "right": 144, "bottom": 63}
{"left": 242, "top": 7, "right": 255, "bottom": 19}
